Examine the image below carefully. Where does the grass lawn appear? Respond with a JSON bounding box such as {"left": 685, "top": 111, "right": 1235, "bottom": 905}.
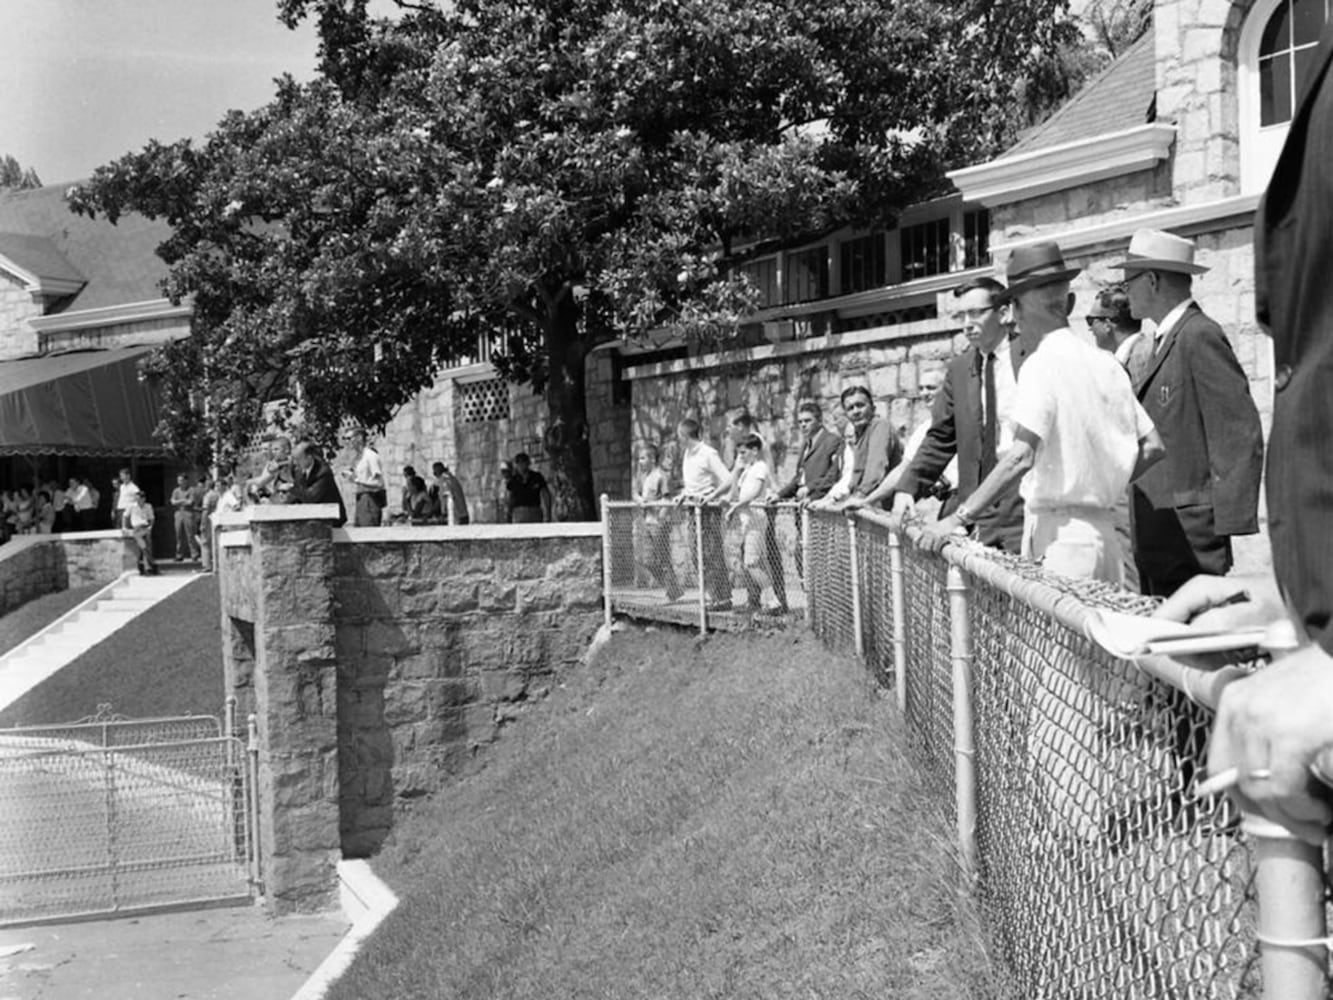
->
{"left": 329, "top": 626, "right": 1011, "bottom": 1000}
{"left": 0, "top": 574, "right": 225, "bottom": 728}
{"left": 0, "top": 584, "right": 101, "bottom": 658}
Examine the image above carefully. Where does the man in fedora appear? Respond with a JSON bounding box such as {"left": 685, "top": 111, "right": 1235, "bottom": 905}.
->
{"left": 1110, "top": 229, "right": 1263, "bottom": 597}
{"left": 925, "top": 242, "right": 1164, "bottom": 585}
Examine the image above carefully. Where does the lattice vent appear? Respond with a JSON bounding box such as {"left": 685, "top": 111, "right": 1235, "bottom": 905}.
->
{"left": 455, "top": 377, "right": 510, "bottom": 423}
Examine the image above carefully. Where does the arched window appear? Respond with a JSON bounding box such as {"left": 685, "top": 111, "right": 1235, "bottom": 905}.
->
{"left": 1239, "top": 0, "right": 1331, "bottom": 191}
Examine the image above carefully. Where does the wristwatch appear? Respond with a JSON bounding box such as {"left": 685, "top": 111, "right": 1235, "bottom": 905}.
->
{"left": 954, "top": 503, "right": 976, "bottom": 528}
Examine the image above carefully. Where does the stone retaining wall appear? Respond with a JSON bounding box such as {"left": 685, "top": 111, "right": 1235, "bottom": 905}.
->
{"left": 215, "top": 507, "right": 604, "bottom": 913}
{"left": 0, "top": 532, "right": 139, "bottom": 615}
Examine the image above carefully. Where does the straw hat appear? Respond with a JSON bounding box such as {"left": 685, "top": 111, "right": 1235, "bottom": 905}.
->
{"left": 995, "top": 242, "right": 1081, "bottom": 303}
{"left": 1109, "top": 229, "right": 1209, "bottom": 274}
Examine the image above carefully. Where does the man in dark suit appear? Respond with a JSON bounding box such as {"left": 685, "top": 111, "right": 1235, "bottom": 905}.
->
{"left": 892, "top": 277, "right": 1026, "bottom": 554}
{"left": 1160, "top": 23, "right": 1333, "bottom": 845}
{"left": 289, "top": 440, "right": 348, "bottom": 526}
{"left": 1110, "top": 229, "right": 1264, "bottom": 597}
{"left": 775, "top": 401, "right": 843, "bottom": 504}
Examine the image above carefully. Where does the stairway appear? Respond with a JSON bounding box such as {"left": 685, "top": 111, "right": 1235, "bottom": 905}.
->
{"left": 0, "top": 571, "right": 199, "bottom": 713}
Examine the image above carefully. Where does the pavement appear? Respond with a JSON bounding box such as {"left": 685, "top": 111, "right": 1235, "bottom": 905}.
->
{"left": 0, "top": 903, "right": 348, "bottom": 1000}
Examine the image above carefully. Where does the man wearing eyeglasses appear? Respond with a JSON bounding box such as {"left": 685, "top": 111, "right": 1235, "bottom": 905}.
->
{"left": 891, "top": 277, "right": 1027, "bottom": 553}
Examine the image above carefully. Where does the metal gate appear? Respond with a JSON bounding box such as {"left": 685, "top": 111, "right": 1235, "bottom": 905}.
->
{"left": 0, "top": 706, "right": 257, "bottom": 926}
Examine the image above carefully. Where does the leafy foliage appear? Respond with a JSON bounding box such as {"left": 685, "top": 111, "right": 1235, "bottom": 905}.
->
{"left": 0, "top": 155, "right": 41, "bottom": 190}
{"left": 71, "top": 0, "right": 1081, "bottom": 516}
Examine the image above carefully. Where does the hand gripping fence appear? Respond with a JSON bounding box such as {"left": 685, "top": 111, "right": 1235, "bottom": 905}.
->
{"left": 603, "top": 501, "right": 1332, "bottom": 999}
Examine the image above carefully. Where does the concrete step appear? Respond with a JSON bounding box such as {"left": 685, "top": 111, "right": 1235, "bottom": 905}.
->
{"left": 0, "top": 572, "right": 199, "bottom": 713}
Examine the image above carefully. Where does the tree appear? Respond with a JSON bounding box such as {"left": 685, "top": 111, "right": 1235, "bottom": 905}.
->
{"left": 0, "top": 155, "right": 41, "bottom": 190}
{"left": 1085, "top": 0, "right": 1154, "bottom": 58}
{"left": 71, "top": 0, "right": 1081, "bottom": 518}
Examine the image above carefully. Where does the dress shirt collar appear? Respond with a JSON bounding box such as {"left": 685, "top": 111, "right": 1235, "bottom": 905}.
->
{"left": 1153, "top": 298, "right": 1195, "bottom": 345}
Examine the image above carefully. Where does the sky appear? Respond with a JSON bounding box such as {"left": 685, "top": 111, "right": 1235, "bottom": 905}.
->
{"left": 0, "top": 0, "right": 326, "bottom": 186}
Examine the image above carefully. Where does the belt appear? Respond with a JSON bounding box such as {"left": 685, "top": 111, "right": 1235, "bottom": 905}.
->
{"left": 1027, "top": 503, "right": 1115, "bottom": 519}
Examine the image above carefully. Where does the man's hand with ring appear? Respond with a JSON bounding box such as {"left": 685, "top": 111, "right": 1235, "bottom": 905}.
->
{"left": 1207, "top": 642, "right": 1333, "bottom": 844}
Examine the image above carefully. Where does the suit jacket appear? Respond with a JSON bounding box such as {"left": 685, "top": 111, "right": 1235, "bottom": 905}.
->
{"left": 1256, "top": 21, "right": 1333, "bottom": 650}
{"left": 897, "top": 343, "right": 1025, "bottom": 553}
{"left": 776, "top": 426, "right": 843, "bottom": 500}
{"left": 289, "top": 457, "right": 348, "bottom": 525}
{"left": 1131, "top": 304, "right": 1263, "bottom": 540}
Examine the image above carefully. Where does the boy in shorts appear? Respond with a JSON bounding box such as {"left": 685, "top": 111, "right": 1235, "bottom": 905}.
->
{"left": 724, "top": 434, "right": 782, "bottom": 616}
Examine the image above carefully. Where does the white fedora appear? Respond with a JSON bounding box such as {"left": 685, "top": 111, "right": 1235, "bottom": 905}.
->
{"left": 1110, "top": 228, "right": 1209, "bottom": 274}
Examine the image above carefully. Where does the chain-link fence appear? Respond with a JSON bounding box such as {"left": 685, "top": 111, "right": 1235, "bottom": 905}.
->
{"left": 0, "top": 713, "right": 254, "bottom": 926}
{"left": 604, "top": 500, "right": 805, "bottom": 630}
{"left": 793, "top": 507, "right": 1326, "bottom": 1000}
{"left": 602, "top": 499, "right": 1328, "bottom": 999}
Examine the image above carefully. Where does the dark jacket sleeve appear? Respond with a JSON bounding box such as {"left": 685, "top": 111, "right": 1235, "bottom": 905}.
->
{"left": 1187, "top": 321, "right": 1265, "bottom": 535}
{"left": 805, "top": 431, "right": 844, "bottom": 498}
{"left": 897, "top": 367, "right": 960, "bottom": 500}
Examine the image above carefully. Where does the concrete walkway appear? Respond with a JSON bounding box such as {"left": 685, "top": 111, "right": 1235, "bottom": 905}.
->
{"left": 0, "top": 569, "right": 199, "bottom": 713}
{"left": 0, "top": 904, "right": 347, "bottom": 1000}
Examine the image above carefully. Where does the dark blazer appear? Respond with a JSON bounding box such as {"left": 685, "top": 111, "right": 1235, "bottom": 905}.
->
{"left": 776, "top": 426, "right": 843, "bottom": 500}
{"left": 289, "top": 457, "right": 348, "bottom": 526}
{"left": 897, "top": 343, "right": 1025, "bottom": 554}
{"left": 1256, "top": 22, "right": 1333, "bottom": 650}
{"left": 1130, "top": 303, "right": 1263, "bottom": 587}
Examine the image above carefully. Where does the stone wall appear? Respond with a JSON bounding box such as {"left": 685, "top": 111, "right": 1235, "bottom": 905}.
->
{"left": 215, "top": 506, "right": 604, "bottom": 912}
{"left": 0, "top": 271, "right": 39, "bottom": 359}
{"left": 373, "top": 353, "right": 632, "bottom": 521}
{"left": 629, "top": 321, "right": 963, "bottom": 491}
{"left": 0, "top": 531, "right": 140, "bottom": 615}
{"left": 333, "top": 529, "right": 603, "bottom": 856}
{"left": 37, "top": 315, "right": 190, "bottom": 354}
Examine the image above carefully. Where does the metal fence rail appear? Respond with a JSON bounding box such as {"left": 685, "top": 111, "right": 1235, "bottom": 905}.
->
{"left": 797, "top": 507, "right": 1328, "bottom": 1000}
{"left": 604, "top": 499, "right": 806, "bottom": 632}
{"left": 0, "top": 726, "right": 253, "bottom": 926}
{"left": 603, "top": 500, "right": 1329, "bottom": 999}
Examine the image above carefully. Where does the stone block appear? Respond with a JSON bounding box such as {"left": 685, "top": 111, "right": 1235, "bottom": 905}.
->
{"left": 560, "top": 579, "right": 604, "bottom": 611}
{"left": 463, "top": 702, "right": 497, "bottom": 744}
{"left": 477, "top": 580, "right": 517, "bottom": 611}
{"left": 333, "top": 579, "right": 397, "bottom": 620}
{"left": 364, "top": 619, "right": 420, "bottom": 657}
{"left": 515, "top": 579, "right": 565, "bottom": 612}
{"left": 334, "top": 624, "right": 363, "bottom": 661}
{"left": 384, "top": 681, "right": 429, "bottom": 725}
{"left": 479, "top": 669, "right": 527, "bottom": 702}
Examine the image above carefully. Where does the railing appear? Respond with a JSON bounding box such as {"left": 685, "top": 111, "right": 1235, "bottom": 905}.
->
{"left": 0, "top": 707, "right": 255, "bottom": 926}
{"left": 603, "top": 498, "right": 807, "bottom": 633}
{"left": 602, "top": 500, "right": 1331, "bottom": 999}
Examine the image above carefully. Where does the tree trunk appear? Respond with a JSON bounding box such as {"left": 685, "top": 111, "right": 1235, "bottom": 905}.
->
{"left": 544, "top": 295, "right": 597, "bottom": 520}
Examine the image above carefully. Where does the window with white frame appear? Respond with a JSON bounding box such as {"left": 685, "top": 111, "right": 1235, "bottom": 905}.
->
{"left": 785, "top": 245, "right": 829, "bottom": 303}
{"left": 1239, "top": 0, "right": 1331, "bottom": 192}
{"left": 737, "top": 256, "right": 780, "bottom": 308}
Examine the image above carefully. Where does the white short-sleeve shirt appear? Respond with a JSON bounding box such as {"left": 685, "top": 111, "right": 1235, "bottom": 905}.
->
{"left": 1010, "top": 328, "right": 1155, "bottom": 511}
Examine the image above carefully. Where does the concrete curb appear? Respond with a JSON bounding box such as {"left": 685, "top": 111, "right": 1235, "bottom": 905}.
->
{"left": 288, "top": 860, "right": 398, "bottom": 1000}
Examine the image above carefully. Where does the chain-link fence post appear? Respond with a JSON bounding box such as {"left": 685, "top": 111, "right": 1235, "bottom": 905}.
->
{"left": 599, "top": 494, "right": 613, "bottom": 631}
{"left": 247, "top": 713, "right": 263, "bottom": 894}
{"left": 888, "top": 528, "right": 907, "bottom": 712}
{"left": 947, "top": 563, "right": 977, "bottom": 878}
{"left": 1245, "top": 814, "right": 1329, "bottom": 1000}
{"left": 104, "top": 746, "right": 120, "bottom": 909}
{"left": 848, "top": 515, "right": 864, "bottom": 659}
{"left": 802, "top": 505, "right": 813, "bottom": 628}
{"left": 693, "top": 504, "right": 707, "bottom": 636}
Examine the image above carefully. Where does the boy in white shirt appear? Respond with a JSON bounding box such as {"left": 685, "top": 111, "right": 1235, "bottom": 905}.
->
{"left": 725, "top": 434, "right": 782, "bottom": 616}
{"left": 127, "top": 492, "right": 158, "bottom": 575}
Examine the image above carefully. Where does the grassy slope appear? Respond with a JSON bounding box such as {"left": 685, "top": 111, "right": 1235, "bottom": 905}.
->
{"left": 330, "top": 627, "right": 1010, "bottom": 1000}
{"left": 0, "top": 585, "right": 101, "bottom": 657}
{"left": 0, "top": 574, "right": 225, "bottom": 728}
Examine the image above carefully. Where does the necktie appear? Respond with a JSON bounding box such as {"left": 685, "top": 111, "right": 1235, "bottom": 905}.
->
{"left": 981, "top": 351, "right": 998, "bottom": 478}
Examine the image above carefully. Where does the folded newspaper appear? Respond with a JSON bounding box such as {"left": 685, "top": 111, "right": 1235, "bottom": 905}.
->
{"left": 1084, "top": 609, "right": 1270, "bottom": 659}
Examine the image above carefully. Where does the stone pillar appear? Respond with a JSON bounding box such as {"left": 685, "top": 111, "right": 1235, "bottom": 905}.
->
{"left": 247, "top": 504, "right": 344, "bottom": 913}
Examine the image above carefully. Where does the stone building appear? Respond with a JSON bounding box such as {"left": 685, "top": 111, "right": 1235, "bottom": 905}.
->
{"left": 625, "top": 0, "right": 1312, "bottom": 573}
{"left": 0, "top": 185, "right": 189, "bottom": 538}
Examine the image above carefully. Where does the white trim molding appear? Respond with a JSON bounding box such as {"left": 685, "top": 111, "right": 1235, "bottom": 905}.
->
{"left": 0, "top": 253, "right": 84, "bottom": 299}
{"left": 29, "top": 297, "right": 193, "bottom": 333}
{"left": 948, "top": 123, "right": 1178, "bottom": 207}
{"left": 991, "top": 192, "right": 1262, "bottom": 258}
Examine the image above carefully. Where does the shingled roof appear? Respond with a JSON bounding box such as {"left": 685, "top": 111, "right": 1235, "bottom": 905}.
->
{"left": 1009, "top": 31, "right": 1157, "bottom": 155}
{"left": 0, "top": 185, "right": 171, "bottom": 313}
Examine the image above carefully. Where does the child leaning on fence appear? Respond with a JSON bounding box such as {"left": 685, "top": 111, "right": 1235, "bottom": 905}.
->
{"left": 724, "top": 434, "right": 782, "bottom": 616}
{"left": 633, "top": 445, "right": 683, "bottom": 601}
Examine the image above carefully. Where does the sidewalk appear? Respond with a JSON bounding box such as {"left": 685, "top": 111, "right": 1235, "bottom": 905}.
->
{"left": 0, "top": 904, "right": 347, "bottom": 1000}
